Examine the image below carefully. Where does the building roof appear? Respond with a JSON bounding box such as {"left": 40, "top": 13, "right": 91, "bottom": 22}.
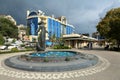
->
{"left": 63, "top": 34, "right": 98, "bottom": 41}
{"left": 27, "top": 10, "right": 75, "bottom": 28}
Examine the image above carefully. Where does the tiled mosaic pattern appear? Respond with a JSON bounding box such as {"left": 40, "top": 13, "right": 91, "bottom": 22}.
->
{"left": 0, "top": 54, "right": 110, "bottom": 80}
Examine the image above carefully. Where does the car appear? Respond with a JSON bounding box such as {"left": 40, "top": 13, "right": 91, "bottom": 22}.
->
{"left": 0, "top": 46, "right": 7, "bottom": 50}
{"left": 8, "top": 45, "right": 17, "bottom": 50}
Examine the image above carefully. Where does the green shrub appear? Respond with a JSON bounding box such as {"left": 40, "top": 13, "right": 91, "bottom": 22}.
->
{"left": 11, "top": 48, "right": 19, "bottom": 52}
{"left": 25, "top": 47, "right": 34, "bottom": 51}
{"left": 20, "top": 44, "right": 25, "bottom": 47}
{"left": 53, "top": 45, "right": 71, "bottom": 49}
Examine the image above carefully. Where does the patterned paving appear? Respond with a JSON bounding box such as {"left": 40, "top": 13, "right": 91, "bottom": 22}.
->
{"left": 0, "top": 52, "right": 110, "bottom": 80}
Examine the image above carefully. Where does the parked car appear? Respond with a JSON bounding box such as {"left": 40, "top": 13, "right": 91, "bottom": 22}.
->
{"left": 0, "top": 46, "right": 7, "bottom": 50}
{"left": 8, "top": 45, "right": 17, "bottom": 50}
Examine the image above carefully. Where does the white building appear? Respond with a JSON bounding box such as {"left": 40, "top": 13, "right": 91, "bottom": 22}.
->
{"left": 63, "top": 34, "right": 98, "bottom": 48}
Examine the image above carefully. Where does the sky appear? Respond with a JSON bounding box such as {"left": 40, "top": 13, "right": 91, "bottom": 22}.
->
{"left": 0, "top": 0, "right": 120, "bottom": 34}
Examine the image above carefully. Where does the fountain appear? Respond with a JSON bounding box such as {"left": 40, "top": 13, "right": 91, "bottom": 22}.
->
{"left": 4, "top": 19, "right": 99, "bottom": 72}
{"left": 4, "top": 50, "right": 98, "bottom": 72}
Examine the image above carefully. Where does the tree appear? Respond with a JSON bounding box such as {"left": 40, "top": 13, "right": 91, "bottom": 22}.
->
{"left": 0, "top": 16, "right": 18, "bottom": 38}
{"left": 26, "top": 26, "right": 30, "bottom": 36}
{"left": 0, "top": 34, "right": 5, "bottom": 45}
{"left": 96, "top": 8, "right": 120, "bottom": 48}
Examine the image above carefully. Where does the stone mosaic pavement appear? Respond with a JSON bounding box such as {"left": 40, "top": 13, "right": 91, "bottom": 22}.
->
{"left": 0, "top": 49, "right": 120, "bottom": 80}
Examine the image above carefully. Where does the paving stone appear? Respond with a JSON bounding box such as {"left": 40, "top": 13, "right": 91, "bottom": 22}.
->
{"left": 0, "top": 49, "right": 120, "bottom": 80}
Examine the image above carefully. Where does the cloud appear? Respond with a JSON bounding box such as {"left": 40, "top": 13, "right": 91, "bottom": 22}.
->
{"left": 99, "top": 0, "right": 120, "bottom": 18}
{"left": 0, "top": 0, "right": 120, "bottom": 34}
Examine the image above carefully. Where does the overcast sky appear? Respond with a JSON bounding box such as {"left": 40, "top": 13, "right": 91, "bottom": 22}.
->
{"left": 0, "top": 0, "right": 120, "bottom": 34}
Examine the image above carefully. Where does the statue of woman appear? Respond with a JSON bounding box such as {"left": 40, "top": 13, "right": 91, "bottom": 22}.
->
{"left": 36, "top": 21, "right": 46, "bottom": 51}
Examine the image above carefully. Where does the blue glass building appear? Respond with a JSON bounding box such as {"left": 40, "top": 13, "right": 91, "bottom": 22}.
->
{"left": 47, "top": 18, "right": 74, "bottom": 38}
{"left": 27, "top": 10, "right": 74, "bottom": 44}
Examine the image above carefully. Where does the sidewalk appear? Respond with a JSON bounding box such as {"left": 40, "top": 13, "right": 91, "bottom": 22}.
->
{"left": 0, "top": 49, "right": 120, "bottom": 80}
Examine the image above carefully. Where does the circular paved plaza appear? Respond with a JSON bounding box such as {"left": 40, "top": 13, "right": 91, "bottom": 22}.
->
{"left": 0, "top": 49, "right": 120, "bottom": 80}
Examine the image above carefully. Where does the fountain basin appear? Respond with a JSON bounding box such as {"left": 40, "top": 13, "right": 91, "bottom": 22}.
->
{"left": 4, "top": 50, "right": 99, "bottom": 72}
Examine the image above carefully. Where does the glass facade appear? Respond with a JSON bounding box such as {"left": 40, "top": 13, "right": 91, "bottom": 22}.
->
{"left": 27, "top": 17, "right": 73, "bottom": 37}
{"left": 27, "top": 11, "right": 74, "bottom": 44}
{"left": 47, "top": 18, "right": 73, "bottom": 38}
{"left": 48, "top": 18, "right": 62, "bottom": 38}
{"left": 66, "top": 25, "right": 73, "bottom": 34}
{"left": 27, "top": 17, "right": 38, "bottom": 35}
